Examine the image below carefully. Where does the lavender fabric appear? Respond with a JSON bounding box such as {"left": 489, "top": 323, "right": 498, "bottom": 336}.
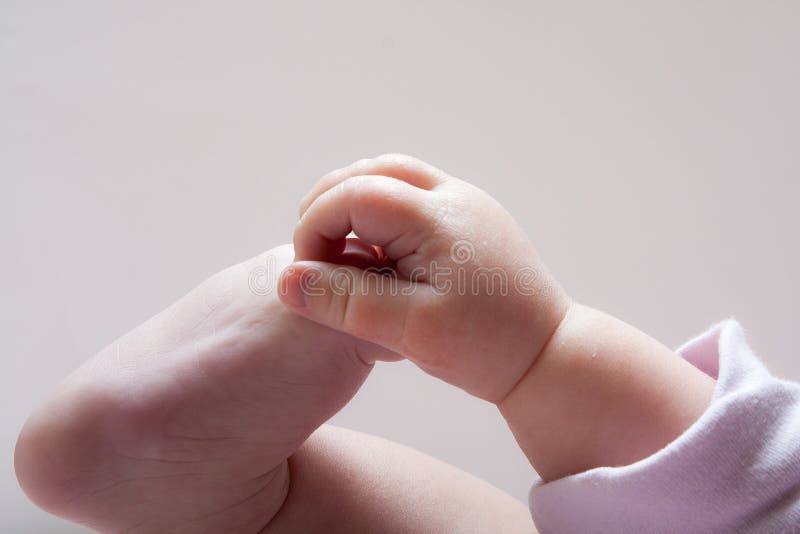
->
{"left": 528, "top": 320, "right": 800, "bottom": 533}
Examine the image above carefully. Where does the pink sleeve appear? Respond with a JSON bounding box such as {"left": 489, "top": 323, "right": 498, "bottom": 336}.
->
{"left": 528, "top": 320, "right": 800, "bottom": 533}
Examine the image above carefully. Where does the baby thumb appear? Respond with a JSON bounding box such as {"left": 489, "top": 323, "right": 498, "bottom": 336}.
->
{"left": 278, "top": 261, "right": 419, "bottom": 353}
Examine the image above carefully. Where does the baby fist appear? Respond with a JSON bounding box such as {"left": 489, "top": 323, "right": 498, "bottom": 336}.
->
{"left": 281, "top": 155, "right": 570, "bottom": 402}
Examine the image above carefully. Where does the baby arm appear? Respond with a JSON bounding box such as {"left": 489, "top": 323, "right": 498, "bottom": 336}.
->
{"left": 282, "top": 154, "right": 714, "bottom": 481}
{"left": 498, "top": 304, "right": 714, "bottom": 480}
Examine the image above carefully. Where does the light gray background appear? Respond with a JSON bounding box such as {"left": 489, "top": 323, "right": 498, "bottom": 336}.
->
{"left": 2, "top": 1, "right": 798, "bottom": 531}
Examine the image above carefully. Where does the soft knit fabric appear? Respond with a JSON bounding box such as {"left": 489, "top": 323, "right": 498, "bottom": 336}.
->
{"left": 529, "top": 320, "right": 800, "bottom": 533}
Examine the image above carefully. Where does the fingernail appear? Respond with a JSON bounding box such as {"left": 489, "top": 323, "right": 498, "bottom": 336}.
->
{"left": 281, "top": 266, "right": 308, "bottom": 309}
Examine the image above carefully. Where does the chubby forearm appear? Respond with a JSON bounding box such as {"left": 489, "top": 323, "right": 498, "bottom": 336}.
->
{"left": 263, "top": 425, "right": 537, "bottom": 534}
{"left": 498, "top": 303, "right": 715, "bottom": 482}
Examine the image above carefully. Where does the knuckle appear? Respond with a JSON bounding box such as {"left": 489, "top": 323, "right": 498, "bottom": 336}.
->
{"left": 330, "top": 282, "right": 356, "bottom": 332}
{"left": 375, "top": 153, "right": 417, "bottom": 166}
{"left": 337, "top": 175, "right": 373, "bottom": 201}
{"left": 339, "top": 175, "right": 393, "bottom": 203}
{"left": 390, "top": 297, "right": 412, "bottom": 353}
{"left": 317, "top": 168, "right": 343, "bottom": 189}
{"left": 348, "top": 157, "right": 373, "bottom": 173}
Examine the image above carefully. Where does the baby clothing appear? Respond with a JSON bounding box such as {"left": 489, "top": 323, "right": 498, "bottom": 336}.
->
{"left": 529, "top": 320, "right": 800, "bottom": 533}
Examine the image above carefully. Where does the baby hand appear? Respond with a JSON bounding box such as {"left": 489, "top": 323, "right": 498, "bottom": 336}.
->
{"left": 281, "top": 155, "right": 571, "bottom": 402}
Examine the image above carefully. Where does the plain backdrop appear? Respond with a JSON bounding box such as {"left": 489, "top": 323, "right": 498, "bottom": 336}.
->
{"left": 2, "top": 1, "right": 799, "bottom": 531}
